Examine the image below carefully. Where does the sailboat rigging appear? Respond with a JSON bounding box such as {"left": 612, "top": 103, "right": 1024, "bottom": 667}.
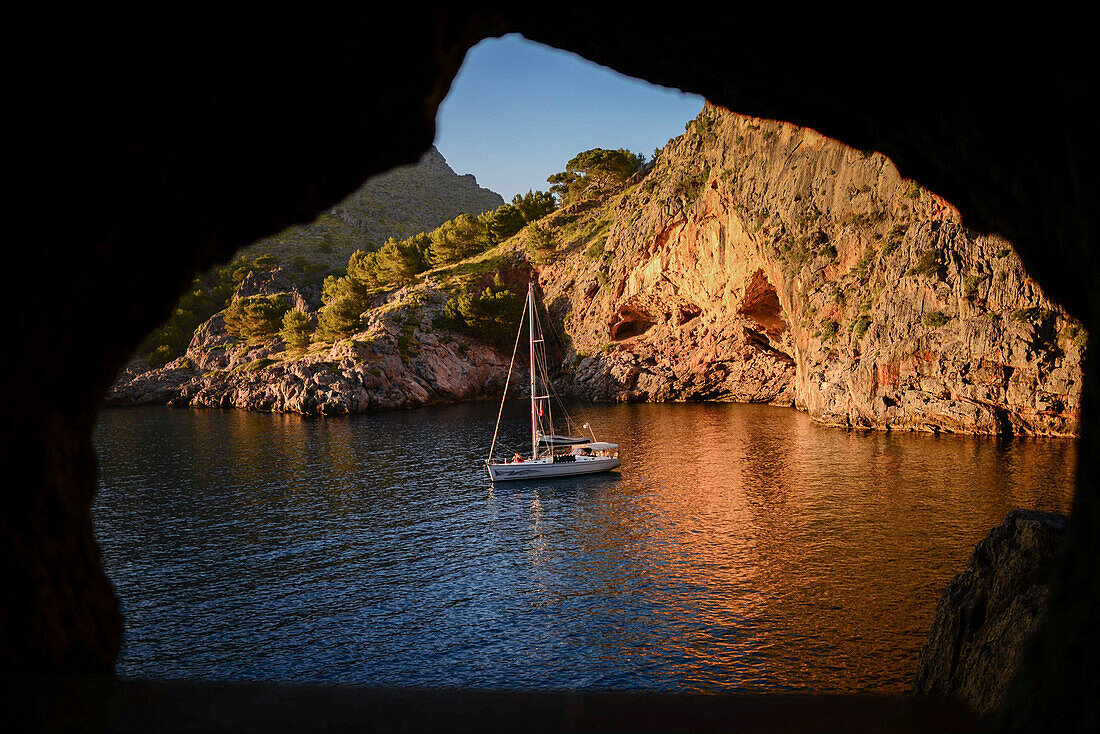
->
{"left": 486, "top": 282, "right": 621, "bottom": 481}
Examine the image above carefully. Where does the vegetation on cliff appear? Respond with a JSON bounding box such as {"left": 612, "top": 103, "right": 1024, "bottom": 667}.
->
{"left": 547, "top": 148, "right": 645, "bottom": 204}
{"left": 315, "top": 191, "right": 555, "bottom": 342}
{"left": 133, "top": 253, "right": 295, "bottom": 368}
{"left": 132, "top": 149, "right": 516, "bottom": 369}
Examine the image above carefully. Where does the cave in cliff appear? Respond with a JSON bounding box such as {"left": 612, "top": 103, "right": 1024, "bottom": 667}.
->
{"left": 738, "top": 270, "right": 788, "bottom": 347}
{"left": 8, "top": 7, "right": 1097, "bottom": 733}
{"left": 609, "top": 304, "right": 655, "bottom": 341}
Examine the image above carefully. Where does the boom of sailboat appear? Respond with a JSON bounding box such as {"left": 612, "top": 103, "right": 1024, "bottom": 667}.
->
{"left": 486, "top": 282, "right": 621, "bottom": 481}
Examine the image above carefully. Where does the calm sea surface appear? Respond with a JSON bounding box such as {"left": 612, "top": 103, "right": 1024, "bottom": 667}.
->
{"left": 93, "top": 401, "right": 1076, "bottom": 692}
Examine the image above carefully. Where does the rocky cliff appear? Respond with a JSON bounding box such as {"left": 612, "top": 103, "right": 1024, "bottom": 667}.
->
{"left": 109, "top": 258, "right": 525, "bottom": 414}
{"left": 541, "top": 104, "right": 1082, "bottom": 435}
{"left": 111, "top": 105, "right": 1083, "bottom": 435}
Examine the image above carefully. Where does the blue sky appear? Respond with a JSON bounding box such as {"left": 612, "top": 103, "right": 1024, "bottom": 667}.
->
{"left": 434, "top": 34, "right": 705, "bottom": 201}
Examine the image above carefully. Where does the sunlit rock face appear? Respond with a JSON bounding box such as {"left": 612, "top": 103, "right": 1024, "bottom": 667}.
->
{"left": 544, "top": 105, "right": 1083, "bottom": 436}
{"left": 112, "top": 106, "right": 1084, "bottom": 434}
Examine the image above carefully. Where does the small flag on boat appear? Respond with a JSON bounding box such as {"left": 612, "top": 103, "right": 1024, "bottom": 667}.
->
{"left": 538, "top": 400, "right": 543, "bottom": 416}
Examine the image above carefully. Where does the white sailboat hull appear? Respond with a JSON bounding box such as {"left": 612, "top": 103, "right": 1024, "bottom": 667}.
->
{"left": 487, "top": 456, "right": 621, "bottom": 482}
{"left": 485, "top": 283, "right": 623, "bottom": 483}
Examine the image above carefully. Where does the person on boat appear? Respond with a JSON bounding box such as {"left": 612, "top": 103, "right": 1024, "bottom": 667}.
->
{"left": 512, "top": 453, "right": 523, "bottom": 463}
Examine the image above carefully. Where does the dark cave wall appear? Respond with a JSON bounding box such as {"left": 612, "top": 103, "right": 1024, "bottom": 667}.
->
{"left": 6, "top": 6, "right": 1095, "bottom": 731}
{"left": 6, "top": 6, "right": 501, "bottom": 673}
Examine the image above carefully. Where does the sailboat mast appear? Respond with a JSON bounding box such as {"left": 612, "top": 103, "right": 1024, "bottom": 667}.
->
{"left": 528, "top": 282, "right": 538, "bottom": 460}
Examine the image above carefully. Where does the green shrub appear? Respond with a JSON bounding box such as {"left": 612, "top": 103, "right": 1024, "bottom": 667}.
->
{"left": 241, "top": 357, "right": 276, "bottom": 373}
{"left": 1012, "top": 307, "right": 1057, "bottom": 325}
{"left": 963, "top": 275, "right": 982, "bottom": 299}
{"left": 821, "top": 319, "right": 839, "bottom": 340}
{"left": 1066, "top": 324, "right": 1088, "bottom": 349}
{"left": 909, "top": 248, "right": 943, "bottom": 278}
{"left": 585, "top": 239, "right": 606, "bottom": 260}
{"left": 853, "top": 245, "right": 876, "bottom": 278}
{"left": 923, "top": 311, "right": 950, "bottom": 328}
{"left": 1012, "top": 308, "right": 1036, "bottom": 323}
{"left": 882, "top": 225, "right": 906, "bottom": 256}
{"left": 852, "top": 314, "right": 873, "bottom": 340}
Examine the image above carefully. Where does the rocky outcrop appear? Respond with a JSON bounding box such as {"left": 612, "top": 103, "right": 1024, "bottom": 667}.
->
{"left": 542, "top": 105, "right": 1083, "bottom": 436}
{"left": 109, "top": 269, "right": 514, "bottom": 414}
{"left": 915, "top": 510, "right": 1068, "bottom": 712}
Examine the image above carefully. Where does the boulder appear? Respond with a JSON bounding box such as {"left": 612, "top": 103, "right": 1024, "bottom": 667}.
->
{"left": 914, "top": 509, "right": 1067, "bottom": 712}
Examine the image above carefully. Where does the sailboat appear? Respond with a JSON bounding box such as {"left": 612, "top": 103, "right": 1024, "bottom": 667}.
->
{"left": 486, "top": 282, "right": 621, "bottom": 482}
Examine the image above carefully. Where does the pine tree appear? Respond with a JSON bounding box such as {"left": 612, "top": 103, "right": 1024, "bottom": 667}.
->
{"left": 223, "top": 294, "right": 291, "bottom": 340}
{"left": 525, "top": 223, "right": 556, "bottom": 265}
{"left": 316, "top": 277, "right": 368, "bottom": 340}
{"left": 511, "top": 190, "right": 556, "bottom": 223}
{"left": 487, "top": 204, "right": 526, "bottom": 243}
{"left": 280, "top": 309, "right": 311, "bottom": 349}
{"left": 429, "top": 213, "right": 490, "bottom": 265}
{"left": 548, "top": 149, "right": 645, "bottom": 204}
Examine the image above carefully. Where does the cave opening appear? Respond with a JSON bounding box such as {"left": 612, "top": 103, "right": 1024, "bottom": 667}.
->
{"left": 737, "top": 269, "right": 790, "bottom": 357}
{"left": 609, "top": 304, "right": 656, "bottom": 341}
{"left": 10, "top": 12, "right": 1095, "bottom": 734}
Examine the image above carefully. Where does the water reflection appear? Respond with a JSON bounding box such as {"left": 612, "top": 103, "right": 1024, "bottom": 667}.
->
{"left": 94, "top": 402, "right": 1076, "bottom": 692}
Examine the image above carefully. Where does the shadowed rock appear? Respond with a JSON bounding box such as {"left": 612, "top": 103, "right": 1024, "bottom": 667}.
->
{"left": 915, "top": 509, "right": 1067, "bottom": 712}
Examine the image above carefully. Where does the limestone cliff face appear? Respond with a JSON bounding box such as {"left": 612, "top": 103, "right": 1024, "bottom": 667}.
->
{"left": 544, "top": 105, "right": 1082, "bottom": 435}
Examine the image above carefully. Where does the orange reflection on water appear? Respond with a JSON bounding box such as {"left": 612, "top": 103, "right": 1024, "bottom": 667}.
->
{"left": 529, "top": 402, "right": 1076, "bottom": 691}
